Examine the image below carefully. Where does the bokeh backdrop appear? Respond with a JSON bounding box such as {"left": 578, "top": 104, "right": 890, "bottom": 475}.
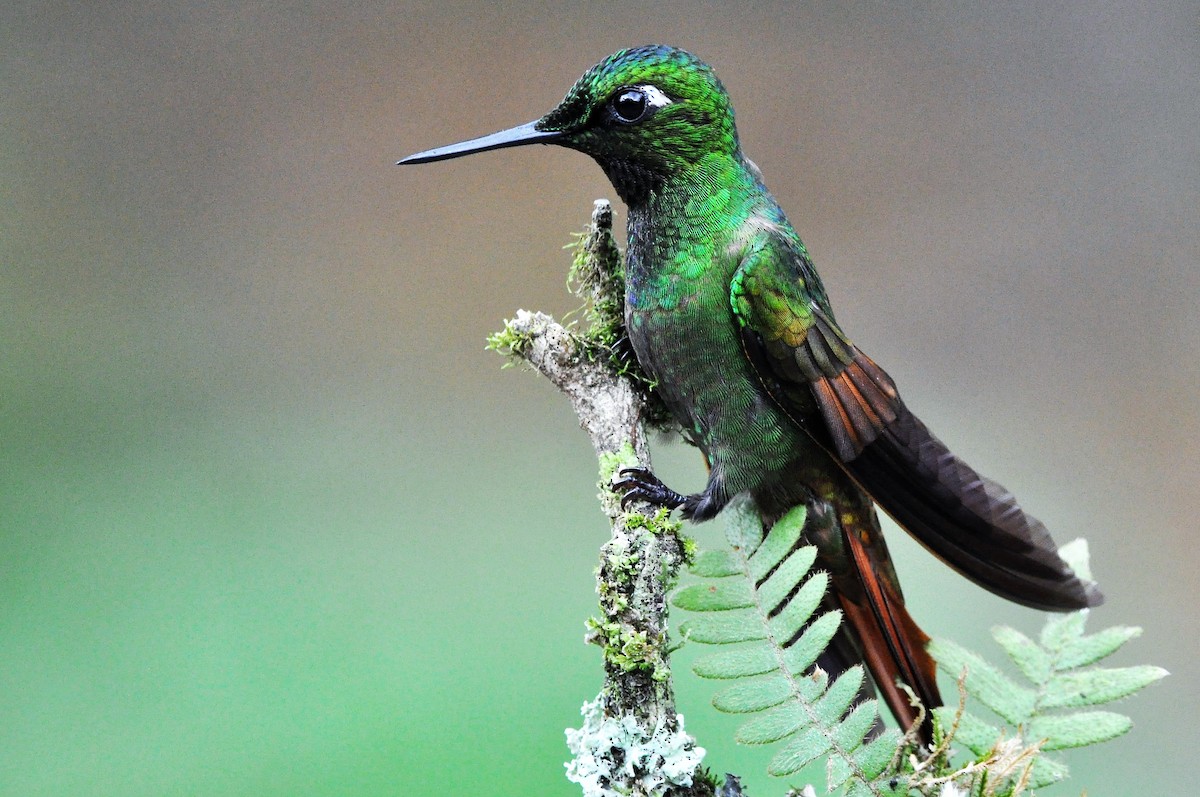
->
{"left": 3, "top": 2, "right": 1197, "bottom": 795}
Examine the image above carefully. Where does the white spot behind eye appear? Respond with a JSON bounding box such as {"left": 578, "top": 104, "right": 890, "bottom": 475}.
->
{"left": 638, "top": 85, "right": 673, "bottom": 109}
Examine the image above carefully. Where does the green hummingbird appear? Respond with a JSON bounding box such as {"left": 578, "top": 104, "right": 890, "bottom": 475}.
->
{"left": 400, "top": 45, "right": 1101, "bottom": 741}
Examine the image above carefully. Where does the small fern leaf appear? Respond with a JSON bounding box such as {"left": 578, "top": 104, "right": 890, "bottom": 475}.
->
{"left": 826, "top": 729, "right": 901, "bottom": 790}
{"left": 931, "top": 706, "right": 1001, "bottom": 759}
{"left": 681, "top": 609, "right": 765, "bottom": 644}
{"left": 690, "top": 548, "right": 743, "bottom": 578}
{"left": 747, "top": 506, "right": 807, "bottom": 581}
{"left": 694, "top": 643, "right": 779, "bottom": 679}
{"left": 928, "top": 637, "right": 1037, "bottom": 724}
{"left": 1038, "top": 609, "right": 1087, "bottom": 651}
{"left": 1057, "top": 537, "right": 1094, "bottom": 579}
{"left": 675, "top": 505, "right": 900, "bottom": 794}
{"left": 1027, "top": 749, "right": 1070, "bottom": 788}
{"left": 991, "top": 626, "right": 1052, "bottom": 684}
{"left": 925, "top": 543, "right": 1164, "bottom": 797}
{"left": 768, "top": 570, "right": 828, "bottom": 644}
{"left": 1040, "top": 664, "right": 1169, "bottom": 710}
{"left": 767, "top": 724, "right": 831, "bottom": 776}
{"left": 735, "top": 700, "right": 810, "bottom": 745}
{"left": 852, "top": 730, "right": 901, "bottom": 779}
{"left": 723, "top": 499, "right": 769, "bottom": 552}
{"left": 781, "top": 609, "right": 843, "bottom": 675}
{"left": 815, "top": 666, "right": 866, "bottom": 726}
{"left": 713, "top": 674, "right": 793, "bottom": 713}
{"left": 1027, "top": 710, "right": 1132, "bottom": 750}
{"left": 832, "top": 699, "right": 883, "bottom": 752}
{"left": 673, "top": 581, "right": 754, "bottom": 612}
{"left": 756, "top": 545, "right": 818, "bottom": 612}
{"left": 1056, "top": 624, "right": 1143, "bottom": 669}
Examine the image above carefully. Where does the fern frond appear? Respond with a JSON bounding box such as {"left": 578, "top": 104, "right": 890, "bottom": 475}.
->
{"left": 672, "top": 502, "right": 906, "bottom": 795}
{"left": 929, "top": 540, "right": 1167, "bottom": 793}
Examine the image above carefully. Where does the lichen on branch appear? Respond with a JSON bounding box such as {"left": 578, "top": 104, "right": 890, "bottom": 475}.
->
{"left": 490, "top": 200, "right": 715, "bottom": 797}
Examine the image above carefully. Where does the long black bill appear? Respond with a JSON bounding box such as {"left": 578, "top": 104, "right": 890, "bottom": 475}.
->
{"left": 398, "top": 120, "right": 563, "bottom": 165}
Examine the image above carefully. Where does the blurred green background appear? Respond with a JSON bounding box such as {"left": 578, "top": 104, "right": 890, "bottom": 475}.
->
{"left": 3, "top": 2, "right": 1196, "bottom": 795}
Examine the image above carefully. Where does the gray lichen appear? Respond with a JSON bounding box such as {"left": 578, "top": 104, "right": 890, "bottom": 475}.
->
{"left": 492, "top": 201, "right": 712, "bottom": 796}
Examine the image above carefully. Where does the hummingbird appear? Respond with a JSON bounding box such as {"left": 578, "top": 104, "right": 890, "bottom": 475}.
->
{"left": 400, "top": 46, "right": 1102, "bottom": 741}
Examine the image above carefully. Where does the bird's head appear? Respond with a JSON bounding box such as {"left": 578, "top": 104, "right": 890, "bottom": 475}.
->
{"left": 400, "top": 46, "right": 740, "bottom": 204}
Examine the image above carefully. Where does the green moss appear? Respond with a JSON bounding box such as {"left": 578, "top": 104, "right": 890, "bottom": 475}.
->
{"left": 624, "top": 507, "right": 694, "bottom": 577}
{"left": 566, "top": 205, "right": 625, "bottom": 348}
{"left": 679, "top": 533, "right": 699, "bottom": 566}
{"left": 598, "top": 442, "right": 638, "bottom": 486}
{"left": 605, "top": 552, "right": 640, "bottom": 585}
{"left": 563, "top": 203, "right": 677, "bottom": 430}
{"left": 625, "top": 507, "right": 681, "bottom": 537}
{"left": 694, "top": 767, "right": 723, "bottom": 793}
{"left": 589, "top": 518, "right": 678, "bottom": 682}
{"left": 485, "top": 318, "right": 532, "bottom": 363}
{"left": 585, "top": 617, "right": 666, "bottom": 676}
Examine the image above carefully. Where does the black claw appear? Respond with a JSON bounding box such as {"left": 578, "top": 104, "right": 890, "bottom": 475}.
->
{"left": 612, "top": 334, "right": 637, "bottom": 366}
{"left": 613, "top": 467, "right": 686, "bottom": 511}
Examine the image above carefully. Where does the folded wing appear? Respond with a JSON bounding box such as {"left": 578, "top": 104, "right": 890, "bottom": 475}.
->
{"left": 730, "top": 231, "right": 1102, "bottom": 611}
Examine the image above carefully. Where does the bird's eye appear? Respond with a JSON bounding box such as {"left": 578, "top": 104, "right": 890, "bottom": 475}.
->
{"left": 610, "top": 88, "right": 650, "bottom": 123}
{"left": 606, "top": 85, "right": 672, "bottom": 126}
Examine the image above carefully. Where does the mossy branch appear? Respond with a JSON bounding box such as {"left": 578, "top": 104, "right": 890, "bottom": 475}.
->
{"left": 491, "top": 200, "right": 721, "bottom": 797}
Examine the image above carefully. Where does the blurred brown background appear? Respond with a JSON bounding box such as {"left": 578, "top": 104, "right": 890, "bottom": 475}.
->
{"left": 3, "top": 2, "right": 1196, "bottom": 795}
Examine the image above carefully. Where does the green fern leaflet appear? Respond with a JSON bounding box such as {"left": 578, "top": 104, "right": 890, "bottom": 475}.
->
{"left": 672, "top": 503, "right": 907, "bottom": 796}
{"left": 929, "top": 541, "right": 1167, "bottom": 794}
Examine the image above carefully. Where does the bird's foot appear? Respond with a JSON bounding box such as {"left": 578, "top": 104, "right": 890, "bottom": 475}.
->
{"left": 613, "top": 467, "right": 686, "bottom": 513}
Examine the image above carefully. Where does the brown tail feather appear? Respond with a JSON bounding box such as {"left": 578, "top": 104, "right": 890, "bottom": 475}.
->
{"left": 807, "top": 496, "right": 941, "bottom": 744}
{"left": 846, "top": 403, "right": 1102, "bottom": 611}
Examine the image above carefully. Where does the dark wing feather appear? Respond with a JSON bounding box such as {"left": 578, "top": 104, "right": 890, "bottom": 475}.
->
{"left": 805, "top": 318, "right": 899, "bottom": 460}
{"left": 731, "top": 233, "right": 1102, "bottom": 611}
{"left": 844, "top": 403, "right": 1103, "bottom": 609}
